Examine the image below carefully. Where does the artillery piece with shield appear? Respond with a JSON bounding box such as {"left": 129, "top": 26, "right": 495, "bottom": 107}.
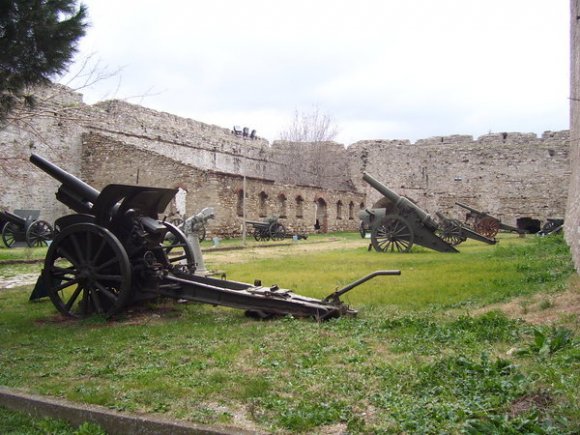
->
{"left": 246, "top": 216, "right": 287, "bottom": 242}
{"left": 0, "top": 209, "right": 54, "bottom": 248}
{"left": 359, "top": 172, "right": 496, "bottom": 253}
{"left": 28, "top": 153, "right": 398, "bottom": 320}
{"left": 455, "top": 202, "right": 526, "bottom": 238}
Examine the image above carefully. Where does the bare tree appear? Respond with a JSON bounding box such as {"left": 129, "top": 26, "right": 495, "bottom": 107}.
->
{"left": 278, "top": 106, "right": 339, "bottom": 143}
{"left": 276, "top": 107, "right": 354, "bottom": 190}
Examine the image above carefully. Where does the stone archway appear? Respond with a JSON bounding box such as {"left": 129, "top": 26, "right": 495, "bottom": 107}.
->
{"left": 314, "top": 197, "right": 328, "bottom": 233}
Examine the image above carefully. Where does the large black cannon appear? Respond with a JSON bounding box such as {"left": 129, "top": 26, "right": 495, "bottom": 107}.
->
{"left": 29, "top": 154, "right": 399, "bottom": 320}
{"left": 0, "top": 209, "right": 54, "bottom": 248}
{"left": 359, "top": 172, "right": 495, "bottom": 253}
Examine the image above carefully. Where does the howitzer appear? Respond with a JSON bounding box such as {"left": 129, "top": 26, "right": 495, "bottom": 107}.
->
{"left": 455, "top": 202, "right": 525, "bottom": 238}
{"left": 360, "top": 172, "right": 459, "bottom": 253}
{"left": 28, "top": 153, "right": 398, "bottom": 320}
{"left": 0, "top": 209, "right": 53, "bottom": 248}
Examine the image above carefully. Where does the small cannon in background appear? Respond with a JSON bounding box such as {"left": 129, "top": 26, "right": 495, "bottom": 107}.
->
{"left": 0, "top": 209, "right": 53, "bottom": 248}
{"left": 359, "top": 172, "right": 496, "bottom": 253}
{"left": 168, "top": 207, "right": 214, "bottom": 242}
{"left": 455, "top": 202, "right": 526, "bottom": 238}
{"left": 246, "top": 216, "right": 308, "bottom": 242}
{"left": 246, "top": 216, "right": 287, "bottom": 241}
{"left": 28, "top": 154, "right": 398, "bottom": 320}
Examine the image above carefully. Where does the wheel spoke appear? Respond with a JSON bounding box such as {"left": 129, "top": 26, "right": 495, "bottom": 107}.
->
{"left": 52, "top": 276, "right": 81, "bottom": 293}
{"left": 64, "top": 284, "right": 85, "bottom": 311}
{"left": 94, "top": 282, "right": 119, "bottom": 302}
{"left": 90, "top": 287, "right": 104, "bottom": 314}
{"left": 69, "top": 232, "right": 85, "bottom": 264}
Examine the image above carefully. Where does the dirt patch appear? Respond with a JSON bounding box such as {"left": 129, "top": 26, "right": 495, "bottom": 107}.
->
{"left": 0, "top": 273, "right": 39, "bottom": 289}
{"left": 471, "top": 276, "right": 580, "bottom": 326}
{"left": 509, "top": 390, "right": 553, "bottom": 417}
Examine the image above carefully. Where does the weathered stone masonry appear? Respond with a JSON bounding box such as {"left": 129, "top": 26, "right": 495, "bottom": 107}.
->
{"left": 0, "top": 84, "right": 571, "bottom": 240}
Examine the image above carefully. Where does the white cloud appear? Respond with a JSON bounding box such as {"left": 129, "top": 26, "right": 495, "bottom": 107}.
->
{"left": 62, "top": 0, "right": 570, "bottom": 145}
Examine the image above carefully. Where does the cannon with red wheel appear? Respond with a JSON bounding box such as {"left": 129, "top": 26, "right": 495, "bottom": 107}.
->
{"left": 455, "top": 202, "right": 526, "bottom": 238}
{"left": 359, "top": 172, "right": 495, "bottom": 253}
{"left": 0, "top": 209, "right": 54, "bottom": 248}
{"left": 28, "top": 153, "right": 398, "bottom": 320}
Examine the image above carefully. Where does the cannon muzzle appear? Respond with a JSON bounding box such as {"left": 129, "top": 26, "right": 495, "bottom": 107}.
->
{"left": 30, "top": 153, "right": 100, "bottom": 214}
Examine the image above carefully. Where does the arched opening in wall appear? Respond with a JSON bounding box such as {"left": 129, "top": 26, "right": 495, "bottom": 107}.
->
{"left": 314, "top": 197, "right": 328, "bottom": 233}
{"left": 236, "top": 189, "right": 244, "bottom": 217}
{"left": 259, "top": 191, "right": 268, "bottom": 217}
{"left": 336, "top": 200, "right": 343, "bottom": 220}
{"left": 295, "top": 195, "right": 304, "bottom": 219}
{"left": 348, "top": 201, "right": 355, "bottom": 220}
{"left": 359, "top": 202, "right": 365, "bottom": 210}
{"left": 167, "top": 186, "right": 187, "bottom": 221}
{"left": 277, "top": 193, "right": 287, "bottom": 218}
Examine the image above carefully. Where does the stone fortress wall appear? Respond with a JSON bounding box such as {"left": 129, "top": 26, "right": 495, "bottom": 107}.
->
{"left": 0, "top": 84, "right": 571, "bottom": 239}
{"left": 565, "top": 0, "right": 580, "bottom": 272}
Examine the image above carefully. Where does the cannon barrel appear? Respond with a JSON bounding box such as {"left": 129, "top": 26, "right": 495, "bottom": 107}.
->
{"left": 30, "top": 153, "right": 100, "bottom": 214}
{"left": 0, "top": 210, "right": 26, "bottom": 226}
{"left": 362, "top": 172, "right": 438, "bottom": 230}
{"left": 455, "top": 202, "right": 489, "bottom": 217}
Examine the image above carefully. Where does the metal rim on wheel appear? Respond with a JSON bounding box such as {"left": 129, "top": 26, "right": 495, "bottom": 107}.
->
{"left": 26, "top": 220, "right": 54, "bottom": 247}
{"left": 437, "top": 219, "right": 466, "bottom": 246}
{"left": 43, "top": 222, "right": 132, "bottom": 318}
{"left": 2, "top": 222, "right": 19, "bottom": 248}
{"left": 475, "top": 217, "right": 500, "bottom": 238}
{"left": 162, "top": 221, "right": 196, "bottom": 272}
{"left": 371, "top": 215, "right": 414, "bottom": 253}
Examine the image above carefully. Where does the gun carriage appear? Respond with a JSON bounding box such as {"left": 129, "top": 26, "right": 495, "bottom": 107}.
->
{"left": 246, "top": 216, "right": 287, "bottom": 242}
{"left": 538, "top": 218, "right": 564, "bottom": 236}
{"left": 0, "top": 209, "right": 54, "bottom": 248}
{"left": 168, "top": 208, "right": 214, "bottom": 242}
{"left": 29, "top": 154, "right": 398, "bottom": 320}
{"left": 359, "top": 172, "right": 495, "bottom": 253}
{"left": 455, "top": 202, "right": 526, "bottom": 238}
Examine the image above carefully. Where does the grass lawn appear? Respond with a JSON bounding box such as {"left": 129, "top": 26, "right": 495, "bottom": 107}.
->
{"left": 0, "top": 232, "right": 578, "bottom": 433}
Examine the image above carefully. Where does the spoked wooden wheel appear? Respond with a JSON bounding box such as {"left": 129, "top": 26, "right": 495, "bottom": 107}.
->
{"left": 2, "top": 222, "right": 19, "bottom": 248}
{"left": 162, "top": 222, "right": 196, "bottom": 272}
{"left": 269, "top": 223, "right": 286, "bottom": 241}
{"left": 437, "top": 219, "right": 466, "bottom": 246}
{"left": 26, "top": 220, "right": 54, "bottom": 247}
{"left": 474, "top": 217, "right": 500, "bottom": 238}
{"left": 371, "top": 215, "right": 414, "bottom": 253}
{"left": 43, "top": 223, "right": 132, "bottom": 318}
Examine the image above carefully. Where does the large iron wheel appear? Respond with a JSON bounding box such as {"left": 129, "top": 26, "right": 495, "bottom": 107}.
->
{"left": 474, "top": 217, "right": 500, "bottom": 238}
{"left": 269, "top": 222, "right": 286, "bottom": 241}
{"left": 43, "top": 223, "right": 132, "bottom": 318}
{"left": 162, "top": 222, "right": 196, "bottom": 272}
{"left": 26, "top": 220, "right": 54, "bottom": 247}
{"left": 437, "top": 219, "right": 466, "bottom": 246}
{"left": 2, "top": 222, "right": 19, "bottom": 248}
{"left": 371, "top": 215, "right": 414, "bottom": 253}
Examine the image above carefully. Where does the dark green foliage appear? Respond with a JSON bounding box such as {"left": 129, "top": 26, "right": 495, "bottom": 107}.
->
{"left": 0, "top": 0, "right": 88, "bottom": 120}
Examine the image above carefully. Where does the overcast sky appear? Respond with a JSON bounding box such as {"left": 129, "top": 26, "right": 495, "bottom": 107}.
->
{"left": 61, "top": 0, "right": 570, "bottom": 145}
